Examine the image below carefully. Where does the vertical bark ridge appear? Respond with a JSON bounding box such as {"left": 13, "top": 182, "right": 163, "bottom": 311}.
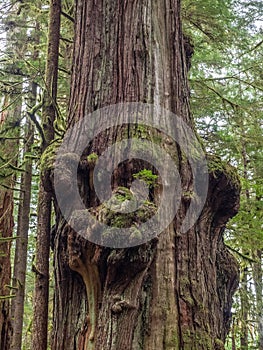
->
{"left": 0, "top": 192, "right": 14, "bottom": 350}
{"left": 51, "top": 1, "right": 240, "bottom": 349}
{"left": 32, "top": 0, "right": 61, "bottom": 348}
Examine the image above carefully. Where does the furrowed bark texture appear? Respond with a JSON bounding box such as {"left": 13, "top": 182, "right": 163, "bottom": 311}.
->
{"left": 11, "top": 78, "right": 36, "bottom": 350}
{"left": 0, "top": 101, "right": 20, "bottom": 350}
{"left": 52, "top": 1, "right": 240, "bottom": 349}
{"left": 32, "top": 0, "right": 61, "bottom": 349}
{"left": 253, "top": 249, "right": 263, "bottom": 350}
{"left": 10, "top": 122, "right": 33, "bottom": 350}
{"left": 0, "top": 191, "right": 14, "bottom": 350}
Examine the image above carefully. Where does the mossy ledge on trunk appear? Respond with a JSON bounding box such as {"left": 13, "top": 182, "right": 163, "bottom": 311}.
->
{"left": 51, "top": 1, "right": 240, "bottom": 349}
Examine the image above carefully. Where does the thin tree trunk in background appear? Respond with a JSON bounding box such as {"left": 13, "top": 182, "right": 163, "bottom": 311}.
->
{"left": 10, "top": 83, "right": 35, "bottom": 350}
{"left": 0, "top": 191, "right": 14, "bottom": 350}
{"left": 239, "top": 142, "right": 249, "bottom": 350}
{"left": 240, "top": 270, "right": 249, "bottom": 350}
{"left": 11, "top": 15, "right": 40, "bottom": 348}
{"left": 0, "top": 6, "right": 25, "bottom": 343}
{"left": 252, "top": 249, "right": 263, "bottom": 350}
{"left": 32, "top": 0, "right": 61, "bottom": 348}
{"left": 11, "top": 16, "right": 40, "bottom": 350}
{"left": 52, "top": 1, "right": 240, "bottom": 349}
{"left": 0, "top": 100, "right": 20, "bottom": 350}
{"left": 231, "top": 319, "right": 236, "bottom": 350}
{"left": 0, "top": 98, "right": 21, "bottom": 350}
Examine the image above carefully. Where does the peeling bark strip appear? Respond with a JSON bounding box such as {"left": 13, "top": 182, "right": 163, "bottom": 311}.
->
{"left": 52, "top": 1, "right": 240, "bottom": 349}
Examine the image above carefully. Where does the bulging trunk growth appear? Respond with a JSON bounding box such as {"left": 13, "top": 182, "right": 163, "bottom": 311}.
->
{"left": 51, "top": 1, "right": 240, "bottom": 349}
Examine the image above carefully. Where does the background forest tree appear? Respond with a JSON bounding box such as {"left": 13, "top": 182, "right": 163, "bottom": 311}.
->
{"left": 0, "top": 0, "right": 262, "bottom": 349}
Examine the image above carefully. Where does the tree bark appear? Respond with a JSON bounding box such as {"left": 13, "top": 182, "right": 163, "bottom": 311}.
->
{"left": 239, "top": 139, "right": 250, "bottom": 350}
{"left": 252, "top": 249, "right": 263, "bottom": 350}
{"left": 32, "top": 0, "right": 61, "bottom": 349}
{"left": 0, "top": 191, "right": 14, "bottom": 350}
{"left": 51, "top": 1, "right": 240, "bottom": 349}
{"left": 0, "top": 91, "right": 22, "bottom": 350}
{"left": 10, "top": 14, "right": 40, "bottom": 347}
{"left": 10, "top": 96, "right": 35, "bottom": 350}
{"left": 240, "top": 270, "right": 249, "bottom": 350}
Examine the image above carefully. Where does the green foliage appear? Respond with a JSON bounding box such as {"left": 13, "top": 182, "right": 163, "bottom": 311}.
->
{"left": 132, "top": 169, "right": 158, "bottom": 187}
{"left": 207, "top": 154, "right": 240, "bottom": 187}
{"left": 184, "top": 0, "right": 263, "bottom": 347}
{"left": 0, "top": 1, "right": 74, "bottom": 349}
{"left": 87, "top": 152, "right": 98, "bottom": 163}
{"left": 40, "top": 138, "right": 62, "bottom": 171}
{"left": 0, "top": 0, "right": 262, "bottom": 348}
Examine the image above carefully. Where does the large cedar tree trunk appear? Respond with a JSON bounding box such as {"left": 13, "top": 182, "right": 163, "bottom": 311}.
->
{"left": 52, "top": 1, "right": 240, "bottom": 349}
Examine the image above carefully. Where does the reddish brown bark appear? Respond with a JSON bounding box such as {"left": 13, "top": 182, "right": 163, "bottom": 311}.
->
{"left": 0, "top": 100, "right": 19, "bottom": 350}
{"left": 51, "top": 1, "right": 240, "bottom": 349}
{"left": 0, "top": 192, "right": 14, "bottom": 350}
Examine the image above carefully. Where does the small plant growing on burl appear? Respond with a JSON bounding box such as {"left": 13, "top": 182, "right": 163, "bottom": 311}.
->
{"left": 132, "top": 169, "right": 158, "bottom": 187}
{"left": 87, "top": 152, "right": 98, "bottom": 163}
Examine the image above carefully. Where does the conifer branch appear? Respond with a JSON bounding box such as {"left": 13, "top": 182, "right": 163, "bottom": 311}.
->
{"left": 61, "top": 10, "right": 74, "bottom": 23}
